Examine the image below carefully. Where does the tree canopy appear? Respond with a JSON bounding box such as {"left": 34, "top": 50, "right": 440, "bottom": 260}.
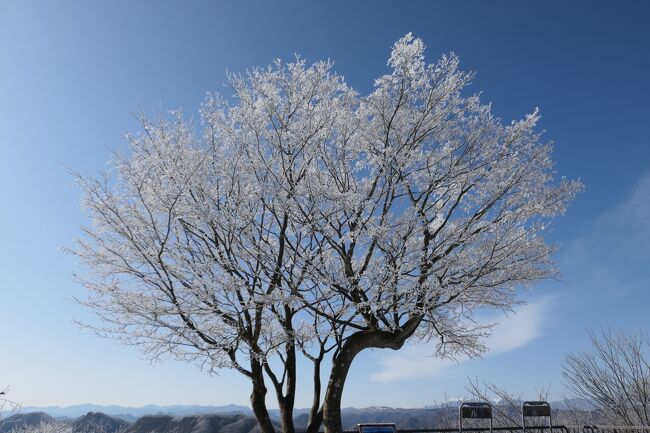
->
{"left": 72, "top": 34, "right": 581, "bottom": 433}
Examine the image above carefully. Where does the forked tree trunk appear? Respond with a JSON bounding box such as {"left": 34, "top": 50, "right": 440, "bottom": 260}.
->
{"left": 269, "top": 307, "right": 297, "bottom": 433}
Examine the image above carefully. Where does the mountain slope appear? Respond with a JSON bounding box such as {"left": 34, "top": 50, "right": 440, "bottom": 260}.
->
{"left": 72, "top": 412, "right": 129, "bottom": 433}
{"left": 11, "top": 405, "right": 252, "bottom": 420}
{"left": 0, "top": 412, "right": 56, "bottom": 433}
{"left": 125, "top": 413, "right": 262, "bottom": 433}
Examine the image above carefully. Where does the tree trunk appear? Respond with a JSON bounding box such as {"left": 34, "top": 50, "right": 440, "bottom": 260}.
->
{"left": 273, "top": 353, "right": 297, "bottom": 433}
{"left": 269, "top": 307, "right": 297, "bottom": 433}
{"left": 322, "top": 336, "right": 365, "bottom": 433}
{"left": 307, "top": 409, "right": 324, "bottom": 433}
{"left": 278, "top": 398, "right": 296, "bottom": 433}
{"left": 282, "top": 308, "right": 297, "bottom": 433}
{"left": 322, "top": 318, "right": 422, "bottom": 433}
{"left": 306, "top": 355, "right": 324, "bottom": 433}
{"left": 251, "top": 363, "right": 276, "bottom": 433}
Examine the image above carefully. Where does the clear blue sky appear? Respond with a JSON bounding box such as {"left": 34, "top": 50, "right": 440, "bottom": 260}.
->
{"left": 1, "top": 0, "right": 649, "bottom": 409}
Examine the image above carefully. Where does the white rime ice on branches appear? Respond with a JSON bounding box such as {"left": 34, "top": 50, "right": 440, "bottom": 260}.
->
{"left": 12, "top": 422, "right": 73, "bottom": 433}
{"left": 70, "top": 33, "right": 581, "bottom": 433}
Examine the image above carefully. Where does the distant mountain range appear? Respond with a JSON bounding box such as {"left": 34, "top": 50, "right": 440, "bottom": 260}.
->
{"left": 8, "top": 404, "right": 254, "bottom": 421}
{"left": 7, "top": 398, "right": 595, "bottom": 420}
{"left": 0, "top": 399, "right": 597, "bottom": 433}
{"left": 0, "top": 412, "right": 261, "bottom": 433}
{"left": 0, "top": 409, "right": 443, "bottom": 433}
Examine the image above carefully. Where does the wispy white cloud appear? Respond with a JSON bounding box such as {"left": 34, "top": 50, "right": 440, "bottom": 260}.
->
{"left": 371, "top": 297, "right": 554, "bottom": 383}
{"left": 556, "top": 170, "right": 650, "bottom": 308}
{"left": 594, "top": 171, "right": 650, "bottom": 257}
{"left": 566, "top": 171, "right": 650, "bottom": 266}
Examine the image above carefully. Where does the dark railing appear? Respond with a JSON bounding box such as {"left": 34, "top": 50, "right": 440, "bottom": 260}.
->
{"left": 331, "top": 400, "right": 650, "bottom": 433}
{"left": 340, "top": 428, "right": 564, "bottom": 433}
{"left": 566, "top": 427, "right": 650, "bottom": 433}
{"left": 335, "top": 426, "right": 650, "bottom": 433}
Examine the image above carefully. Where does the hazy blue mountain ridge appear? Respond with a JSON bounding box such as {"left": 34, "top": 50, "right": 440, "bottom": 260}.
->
{"left": 0, "top": 400, "right": 598, "bottom": 433}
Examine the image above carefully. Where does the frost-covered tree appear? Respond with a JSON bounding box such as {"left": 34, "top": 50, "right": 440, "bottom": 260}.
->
{"left": 267, "top": 34, "right": 580, "bottom": 433}
{"left": 0, "top": 387, "right": 21, "bottom": 428}
{"left": 563, "top": 328, "right": 650, "bottom": 426}
{"left": 8, "top": 420, "right": 118, "bottom": 433}
{"left": 72, "top": 33, "right": 580, "bottom": 433}
{"left": 71, "top": 58, "right": 345, "bottom": 433}
{"left": 11, "top": 422, "right": 72, "bottom": 433}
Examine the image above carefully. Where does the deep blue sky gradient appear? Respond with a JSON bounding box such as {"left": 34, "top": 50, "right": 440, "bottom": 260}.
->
{"left": 1, "top": 0, "right": 649, "bottom": 408}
